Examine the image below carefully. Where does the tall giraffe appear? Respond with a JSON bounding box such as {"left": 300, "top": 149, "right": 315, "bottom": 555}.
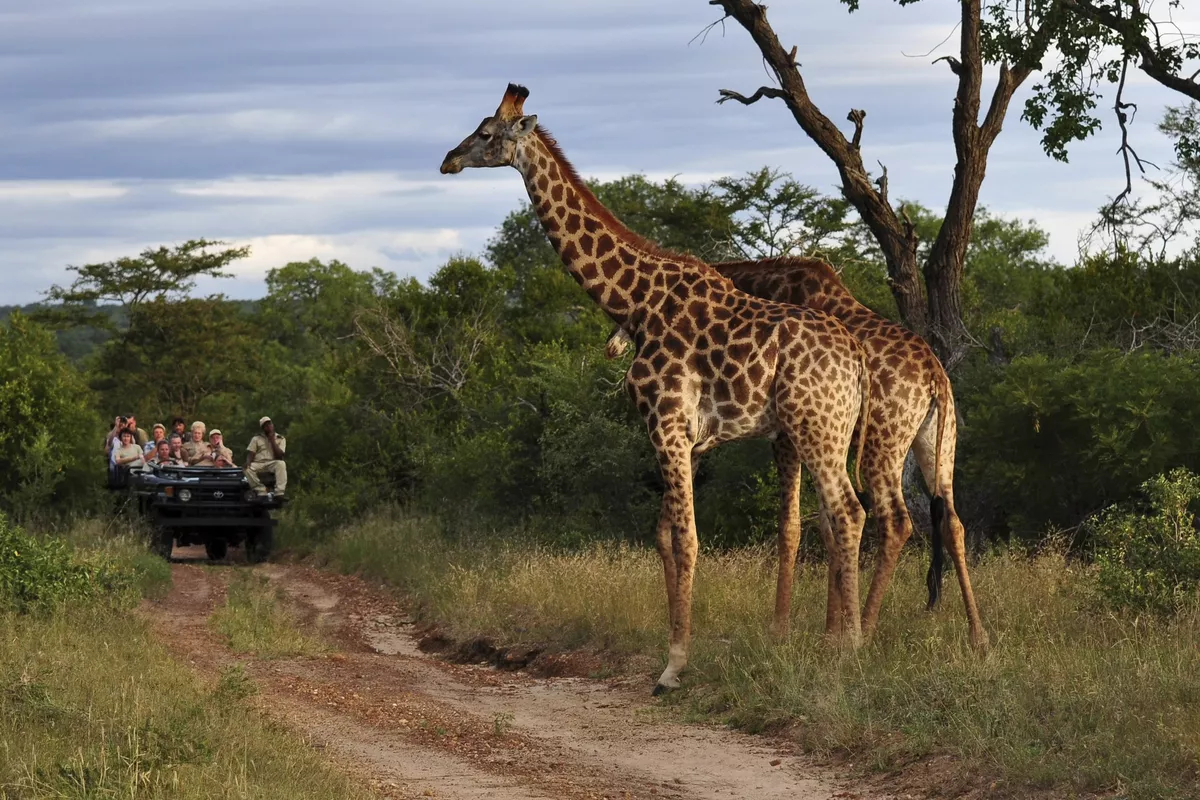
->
{"left": 608, "top": 257, "right": 988, "bottom": 650}
{"left": 441, "top": 84, "right": 873, "bottom": 693}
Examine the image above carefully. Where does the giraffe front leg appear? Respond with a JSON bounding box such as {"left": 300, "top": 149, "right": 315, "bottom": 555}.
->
{"left": 861, "top": 466, "right": 913, "bottom": 637}
{"left": 813, "top": 468, "right": 867, "bottom": 646}
{"left": 771, "top": 437, "right": 804, "bottom": 638}
{"left": 653, "top": 493, "right": 678, "bottom": 634}
{"left": 653, "top": 442, "right": 698, "bottom": 696}
{"left": 816, "top": 503, "right": 843, "bottom": 636}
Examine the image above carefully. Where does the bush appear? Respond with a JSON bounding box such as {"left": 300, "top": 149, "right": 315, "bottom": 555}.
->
{"left": 0, "top": 513, "right": 140, "bottom": 612}
{"left": 1091, "top": 468, "right": 1200, "bottom": 615}
{"left": 958, "top": 350, "right": 1200, "bottom": 541}
{"left": 0, "top": 312, "right": 101, "bottom": 517}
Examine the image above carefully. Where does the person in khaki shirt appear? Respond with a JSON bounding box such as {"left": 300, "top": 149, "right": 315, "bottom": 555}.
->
{"left": 195, "top": 429, "right": 236, "bottom": 468}
{"left": 245, "top": 416, "right": 287, "bottom": 497}
{"left": 182, "top": 421, "right": 207, "bottom": 465}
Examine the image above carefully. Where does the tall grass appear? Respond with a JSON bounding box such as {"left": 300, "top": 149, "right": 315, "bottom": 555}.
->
{"left": 0, "top": 609, "right": 369, "bottom": 798}
{"left": 0, "top": 515, "right": 369, "bottom": 799}
{"left": 324, "top": 508, "right": 1200, "bottom": 799}
{"left": 211, "top": 572, "right": 328, "bottom": 659}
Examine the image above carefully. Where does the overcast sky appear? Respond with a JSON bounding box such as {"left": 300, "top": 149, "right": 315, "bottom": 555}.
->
{"left": 2, "top": 0, "right": 1196, "bottom": 304}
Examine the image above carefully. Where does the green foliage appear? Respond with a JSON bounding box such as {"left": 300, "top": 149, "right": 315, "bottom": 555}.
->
{"left": 1091, "top": 468, "right": 1200, "bottom": 615}
{"left": 0, "top": 312, "right": 100, "bottom": 517}
{"left": 37, "top": 239, "right": 249, "bottom": 330}
{"left": 0, "top": 513, "right": 139, "bottom": 612}
{"left": 959, "top": 350, "right": 1200, "bottom": 540}
{"left": 92, "top": 296, "right": 263, "bottom": 422}
{"left": 712, "top": 167, "right": 864, "bottom": 265}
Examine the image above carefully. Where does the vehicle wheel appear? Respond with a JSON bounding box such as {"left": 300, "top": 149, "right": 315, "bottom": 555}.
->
{"left": 153, "top": 526, "right": 174, "bottom": 560}
{"left": 205, "top": 539, "right": 228, "bottom": 561}
{"left": 246, "top": 526, "right": 274, "bottom": 564}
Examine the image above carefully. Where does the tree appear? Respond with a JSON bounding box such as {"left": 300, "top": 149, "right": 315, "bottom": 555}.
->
{"left": 708, "top": 0, "right": 1072, "bottom": 363}
{"left": 0, "top": 313, "right": 97, "bottom": 517}
{"left": 92, "top": 297, "right": 263, "bottom": 421}
{"left": 710, "top": 167, "right": 864, "bottom": 262}
{"left": 1091, "top": 104, "right": 1200, "bottom": 258}
{"left": 38, "top": 240, "right": 249, "bottom": 329}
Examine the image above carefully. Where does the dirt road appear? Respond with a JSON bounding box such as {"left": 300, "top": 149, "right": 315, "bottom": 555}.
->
{"left": 147, "top": 547, "right": 895, "bottom": 800}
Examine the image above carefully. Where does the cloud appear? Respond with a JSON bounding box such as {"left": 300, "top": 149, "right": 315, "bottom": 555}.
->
{"left": 1, "top": 0, "right": 1195, "bottom": 304}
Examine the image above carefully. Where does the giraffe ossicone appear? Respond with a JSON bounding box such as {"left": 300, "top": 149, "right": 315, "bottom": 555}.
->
{"left": 442, "top": 84, "right": 876, "bottom": 693}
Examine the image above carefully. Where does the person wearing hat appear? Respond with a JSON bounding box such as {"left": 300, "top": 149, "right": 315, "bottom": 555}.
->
{"left": 143, "top": 423, "right": 167, "bottom": 456}
{"left": 183, "top": 421, "right": 208, "bottom": 465}
{"left": 195, "top": 429, "right": 236, "bottom": 468}
{"left": 245, "top": 416, "right": 287, "bottom": 498}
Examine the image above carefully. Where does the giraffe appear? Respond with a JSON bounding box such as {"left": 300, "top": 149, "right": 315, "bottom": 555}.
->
{"left": 441, "top": 84, "right": 874, "bottom": 693}
{"left": 607, "top": 257, "right": 988, "bottom": 650}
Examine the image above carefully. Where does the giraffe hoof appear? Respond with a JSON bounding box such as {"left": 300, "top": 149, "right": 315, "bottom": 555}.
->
{"left": 652, "top": 682, "right": 675, "bottom": 697}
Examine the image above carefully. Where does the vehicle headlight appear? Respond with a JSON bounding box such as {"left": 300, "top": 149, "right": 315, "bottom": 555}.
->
{"left": 179, "top": 489, "right": 192, "bottom": 502}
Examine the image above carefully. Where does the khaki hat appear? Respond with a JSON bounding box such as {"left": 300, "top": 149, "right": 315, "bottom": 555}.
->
{"left": 209, "top": 429, "right": 222, "bottom": 438}
{"left": 258, "top": 416, "right": 272, "bottom": 426}
{"left": 191, "top": 421, "right": 206, "bottom": 431}
{"left": 151, "top": 423, "right": 166, "bottom": 432}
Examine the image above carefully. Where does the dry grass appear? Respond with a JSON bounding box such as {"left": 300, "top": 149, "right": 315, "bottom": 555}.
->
{"left": 0, "top": 516, "right": 367, "bottom": 799}
{"left": 0, "top": 609, "right": 367, "bottom": 799}
{"left": 210, "top": 571, "right": 328, "bottom": 659}
{"left": 326, "top": 508, "right": 1200, "bottom": 799}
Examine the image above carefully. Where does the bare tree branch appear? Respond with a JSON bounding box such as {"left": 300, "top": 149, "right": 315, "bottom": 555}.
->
{"left": 716, "top": 87, "right": 786, "bottom": 106}
{"left": 710, "top": 0, "right": 929, "bottom": 340}
{"left": 847, "top": 108, "right": 866, "bottom": 150}
{"left": 1061, "top": 0, "right": 1200, "bottom": 102}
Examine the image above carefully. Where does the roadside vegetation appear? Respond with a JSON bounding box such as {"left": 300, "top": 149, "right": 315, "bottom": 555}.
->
{"left": 211, "top": 571, "right": 328, "bottom": 659}
{"left": 320, "top": 505, "right": 1200, "bottom": 799}
{"left": 0, "top": 514, "right": 370, "bottom": 799}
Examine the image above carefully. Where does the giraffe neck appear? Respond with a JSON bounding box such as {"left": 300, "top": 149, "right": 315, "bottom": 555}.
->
{"left": 513, "top": 131, "right": 672, "bottom": 329}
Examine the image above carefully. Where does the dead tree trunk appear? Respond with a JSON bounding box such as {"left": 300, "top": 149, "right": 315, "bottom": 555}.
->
{"left": 710, "top": 0, "right": 1054, "bottom": 365}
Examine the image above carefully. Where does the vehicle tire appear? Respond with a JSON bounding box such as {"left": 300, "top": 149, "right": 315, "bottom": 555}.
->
{"left": 205, "top": 539, "right": 228, "bottom": 561}
{"left": 246, "top": 526, "right": 274, "bottom": 564}
{"left": 153, "top": 526, "right": 174, "bottom": 561}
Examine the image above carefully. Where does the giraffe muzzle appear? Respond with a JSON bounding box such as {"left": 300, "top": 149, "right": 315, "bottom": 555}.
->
{"left": 439, "top": 155, "right": 463, "bottom": 174}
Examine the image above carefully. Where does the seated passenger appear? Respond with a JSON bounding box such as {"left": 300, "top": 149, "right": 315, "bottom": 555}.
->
{"left": 146, "top": 440, "right": 186, "bottom": 468}
{"left": 195, "top": 429, "right": 236, "bottom": 468}
{"left": 167, "top": 433, "right": 187, "bottom": 465}
{"left": 245, "top": 416, "right": 286, "bottom": 499}
{"left": 143, "top": 423, "right": 167, "bottom": 456}
{"left": 171, "top": 416, "right": 188, "bottom": 441}
{"left": 182, "top": 421, "right": 207, "bottom": 465}
{"left": 112, "top": 428, "right": 145, "bottom": 471}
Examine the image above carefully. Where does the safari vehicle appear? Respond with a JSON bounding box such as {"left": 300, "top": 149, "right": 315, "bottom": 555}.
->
{"left": 127, "top": 464, "right": 281, "bottom": 562}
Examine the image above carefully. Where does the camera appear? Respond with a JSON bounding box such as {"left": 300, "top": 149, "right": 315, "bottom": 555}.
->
{"left": 119, "top": 416, "right": 129, "bottom": 425}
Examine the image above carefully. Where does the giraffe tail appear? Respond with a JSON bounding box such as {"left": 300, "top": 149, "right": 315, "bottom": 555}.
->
{"left": 926, "top": 374, "right": 950, "bottom": 610}
{"left": 852, "top": 343, "right": 871, "bottom": 497}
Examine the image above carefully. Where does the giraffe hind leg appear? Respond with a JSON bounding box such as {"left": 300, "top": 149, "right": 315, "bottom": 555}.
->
{"left": 860, "top": 469, "right": 915, "bottom": 636}
{"left": 771, "top": 437, "right": 804, "bottom": 638}
{"left": 926, "top": 495, "right": 946, "bottom": 610}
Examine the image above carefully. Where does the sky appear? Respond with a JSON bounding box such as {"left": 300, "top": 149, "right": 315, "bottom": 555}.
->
{"left": 1, "top": 0, "right": 1197, "bottom": 304}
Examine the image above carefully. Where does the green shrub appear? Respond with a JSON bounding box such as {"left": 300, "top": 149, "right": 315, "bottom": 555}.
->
{"left": 958, "top": 350, "right": 1200, "bottom": 541}
{"left": 1091, "top": 468, "right": 1200, "bottom": 615}
{"left": 0, "top": 513, "right": 139, "bottom": 612}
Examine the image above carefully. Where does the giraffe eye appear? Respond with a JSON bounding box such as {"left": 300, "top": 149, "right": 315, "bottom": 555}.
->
{"left": 478, "top": 131, "right": 493, "bottom": 142}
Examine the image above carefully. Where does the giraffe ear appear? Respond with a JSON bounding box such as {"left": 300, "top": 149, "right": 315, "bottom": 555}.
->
{"left": 512, "top": 115, "right": 538, "bottom": 137}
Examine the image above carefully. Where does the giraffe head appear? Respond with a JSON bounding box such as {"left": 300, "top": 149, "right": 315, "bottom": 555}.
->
{"left": 440, "top": 83, "right": 539, "bottom": 174}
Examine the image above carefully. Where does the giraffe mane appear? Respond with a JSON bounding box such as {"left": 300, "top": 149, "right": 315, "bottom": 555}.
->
{"left": 533, "top": 127, "right": 711, "bottom": 270}
{"left": 721, "top": 256, "right": 855, "bottom": 297}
